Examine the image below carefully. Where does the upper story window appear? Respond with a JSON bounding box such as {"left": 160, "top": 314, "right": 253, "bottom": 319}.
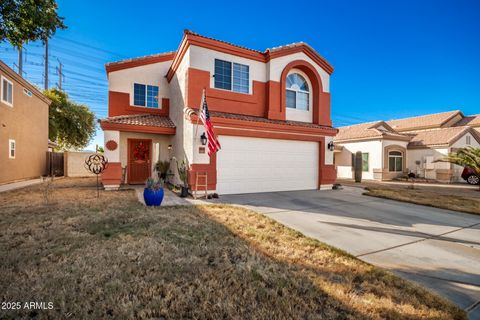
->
{"left": 214, "top": 59, "right": 249, "bottom": 94}
{"left": 1, "top": 76, "right": 13, "bottom": 107}
{"left": 133, "top": 83, "right": 159, "bottom": 108}
{"left": 466, "top": 135, "right": 471, "bottom": 145}
{"left": 9, "top": 139, "right": 15, "bottom": 159}
{"left": 286, "top": 73, "right": 309, "bottom": 110}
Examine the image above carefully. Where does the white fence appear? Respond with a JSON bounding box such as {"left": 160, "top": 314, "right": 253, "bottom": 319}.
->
{"left": 64, "top": 152, "right": 96, "bottom": 177}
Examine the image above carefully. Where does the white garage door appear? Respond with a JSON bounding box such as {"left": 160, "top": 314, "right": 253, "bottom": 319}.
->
{"left": 216, "top": 136, "right": 319, "bottom": 194}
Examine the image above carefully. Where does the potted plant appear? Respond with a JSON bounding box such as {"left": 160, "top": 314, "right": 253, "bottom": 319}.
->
{"left": 143, "top": 176, "right": 164, "bottom": 206}
{"left": 175, "top": 158, "right": 189, "bottom": 197}
{"left": 155, "top": 160, "right": 170, "bottom": 180}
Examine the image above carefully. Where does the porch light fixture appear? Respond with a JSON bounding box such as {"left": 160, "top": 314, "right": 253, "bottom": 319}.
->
{"left": 200, "top": 132, "right": 208, "bottom": 146}
{"left": 328, "top": 141, "right": 335, "bottom": 151}
{"left": 168, "top": 144, "right": 172, "bottom": 150}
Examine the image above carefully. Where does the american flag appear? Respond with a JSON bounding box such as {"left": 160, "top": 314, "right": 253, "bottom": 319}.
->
{"left": 199, "top": 94, "right": 221, "bottom": 156}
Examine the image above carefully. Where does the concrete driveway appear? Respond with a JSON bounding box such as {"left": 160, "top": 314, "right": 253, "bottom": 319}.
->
{"left": 220, "top": 186, "right": 480, "bottom": 319}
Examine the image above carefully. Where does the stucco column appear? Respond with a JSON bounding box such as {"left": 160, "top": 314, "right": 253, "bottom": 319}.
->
{"left": 102, "top": 130, "right": 122, "bottom": 190}
{"left": 319, "top": 136, "right": 336, "bottom": 189}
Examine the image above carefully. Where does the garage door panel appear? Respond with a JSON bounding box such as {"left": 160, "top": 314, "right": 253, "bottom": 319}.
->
{"left": 216, "top": 136, "right": 319, "bottom": 194}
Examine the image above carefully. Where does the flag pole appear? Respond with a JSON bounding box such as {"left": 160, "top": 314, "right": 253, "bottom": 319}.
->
{"left": 194, "top": 88, "right": 205, "bottom": 143}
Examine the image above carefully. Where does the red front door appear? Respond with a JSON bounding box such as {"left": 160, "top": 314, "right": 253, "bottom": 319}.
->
{"left": 128, "top": 139, "right": 151, "bottom": 184}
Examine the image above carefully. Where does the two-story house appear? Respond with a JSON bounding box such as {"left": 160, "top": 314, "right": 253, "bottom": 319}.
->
{"left": 100, "top": 30, "right": 337, "bottom": 194}
{"left": 0, "top": 60, "right": 51, "bottom": 185}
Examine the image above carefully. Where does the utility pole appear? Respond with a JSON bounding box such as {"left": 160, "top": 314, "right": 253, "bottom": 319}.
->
{"left": 18, "top": 46, "right": 23, "bottom": 77}
{"left": 55, "top": 58, "right": 64, "bottom": 90}
{"left": 44, "top": 39, "right": 49, "bottom": 90}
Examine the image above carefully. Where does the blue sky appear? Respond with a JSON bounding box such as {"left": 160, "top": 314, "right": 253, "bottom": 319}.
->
{"left": 1, "top": 0, "right": 479, "bottom": 150}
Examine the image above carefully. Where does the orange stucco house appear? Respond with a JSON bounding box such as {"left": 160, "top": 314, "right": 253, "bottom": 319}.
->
{"left": 100, "top": 30, "right": 338, "bottom": 194}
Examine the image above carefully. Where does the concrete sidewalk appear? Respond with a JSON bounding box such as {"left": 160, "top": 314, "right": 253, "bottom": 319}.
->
{"left": 338, "top": 178, "right": 480, "bottom": 190}
{"left": 0, "top": 178, "right": 44, "bottom": 193}
{"left": 220, "top": 187, "right": 480, "bottom": 319}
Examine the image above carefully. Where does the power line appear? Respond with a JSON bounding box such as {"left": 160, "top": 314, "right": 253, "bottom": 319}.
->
{"left": 49, "top": 44, "right": 111, "bottom": 63}
{"left": 55, "top": 36, "right": 127, "bottom": 58}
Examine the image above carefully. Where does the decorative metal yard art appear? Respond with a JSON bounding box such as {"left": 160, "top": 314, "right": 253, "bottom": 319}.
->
{"left": 85, "top": 154, "right": 108, "bottom": 197}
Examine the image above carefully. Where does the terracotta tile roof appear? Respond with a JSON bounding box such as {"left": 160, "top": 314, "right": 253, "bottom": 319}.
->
{"left": 184, "top": 29, "right": 264, "bottom": 54}
{"left": 105, "top": 51, "right": 176, "bottom": 68}
{"left": 386, "top": 110, "right": 461, "bottom": 132}
{"left": 184, "top": 107, "right": 336, "bottom": 131}
{"left": 208, "top": 110, "right": 336, "bottom": 131}
{"left": 335, "top": 121, "right": 411, "bottom": 142}
{"left": 100, "top": 114, "right": 175, "bottom": 128}
{"left": 267, "top": 42, "right": 308, "bottom": 52}
{"left": 454, "top": 114, "right": 480, "bottom": 127}
{"left": 108, "top": 30, "right": 333, "bottom": 77}
{"left": 407, "top": 126, "right": 474, "bottom": 148}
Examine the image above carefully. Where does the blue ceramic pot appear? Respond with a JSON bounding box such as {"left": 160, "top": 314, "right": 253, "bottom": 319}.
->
{"left": 143, "top": 188, "right": 164, "bottom": 206}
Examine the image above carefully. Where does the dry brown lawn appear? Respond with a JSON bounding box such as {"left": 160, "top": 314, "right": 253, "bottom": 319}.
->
{"left": 0, "top": 178, "right": 466, "bottom": 319}
{"left": 364, "top": 186, "right": 480, "bottom": 215}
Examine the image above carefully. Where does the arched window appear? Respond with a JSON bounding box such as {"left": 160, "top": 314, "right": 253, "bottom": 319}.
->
{"left": 286, "top": 73, "right": 309, "bottom": 110}
{"left": 388, "top": 151, "right": 403, "bottom": 172}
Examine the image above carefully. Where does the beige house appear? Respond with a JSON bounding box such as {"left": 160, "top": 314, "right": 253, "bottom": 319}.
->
{"left": 0, "top": 60, "right": 51, "bottom": 184}
{"left": 334, "top": 110, "right": 480, "bottom": 182}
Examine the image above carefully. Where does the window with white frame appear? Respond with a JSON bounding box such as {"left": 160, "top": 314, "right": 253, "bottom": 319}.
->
{"left": 362, "top": 153, "right": 369, "bottom": 172}
{"left": 23, "top": 88, "right": 32, "bottom": 97}
{"left": 286, "top": 73, "right": 309, "bottom": 110}
{"left": 466, "top": 135, "right": 471, "bottom": 145}
{"left": 1, "top": 76, "right": 13, "bottom": 107}
{"left": 214, "top": 59, "right": 249, "bottom": 93}
{"left": 133, "top": 83, "right": 159, "bottom": 108}
{"left": 8, "top": 139, "right": 15, "bottom": 159}
{"left": 388, "top": 151, "right": 403, "bottom": 172}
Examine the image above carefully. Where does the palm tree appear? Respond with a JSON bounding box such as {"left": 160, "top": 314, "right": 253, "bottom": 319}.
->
{"left": 437, "top": 147, "right": 480, "bottom": 190}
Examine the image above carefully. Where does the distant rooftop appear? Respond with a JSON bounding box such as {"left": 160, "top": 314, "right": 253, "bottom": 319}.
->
{"left": 386, "top": 110, "right": 461, "bottom": 132}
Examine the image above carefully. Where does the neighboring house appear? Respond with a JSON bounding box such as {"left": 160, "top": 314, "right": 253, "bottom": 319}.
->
{"left": 454, "top": 114, "right": 480, "bottom": 135}
{"left": 0, "top": 60, "right": 51, "bottom": 184}
{"left": 334, "top": 110, "right": 480, "bottom": 182}
{"left": 100, "top": 30, "right": 337, "bottom": 194}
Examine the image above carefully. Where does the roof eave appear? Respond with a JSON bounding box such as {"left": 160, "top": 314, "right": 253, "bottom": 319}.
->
{"left": 100, "top": 121, "right": 176, "bottom": 135}
{"left": 0, "top": 60, "right": 51, "bottom": 105}
{"left": 166, "top": 30, "right": 334, "bottom": 82}
{"left": 105, "top": 52, "right": 176, "bottom": 74}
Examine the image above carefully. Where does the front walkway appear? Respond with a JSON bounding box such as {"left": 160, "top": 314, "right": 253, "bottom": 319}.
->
{"left": 219, "top": 187, "right": 480, "bottom": 319}
{"left": 133, "top": 186, "right": 210, "bottom": 206}
{"left": 0, "top": 178, "right": 44, "bottom": 193}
